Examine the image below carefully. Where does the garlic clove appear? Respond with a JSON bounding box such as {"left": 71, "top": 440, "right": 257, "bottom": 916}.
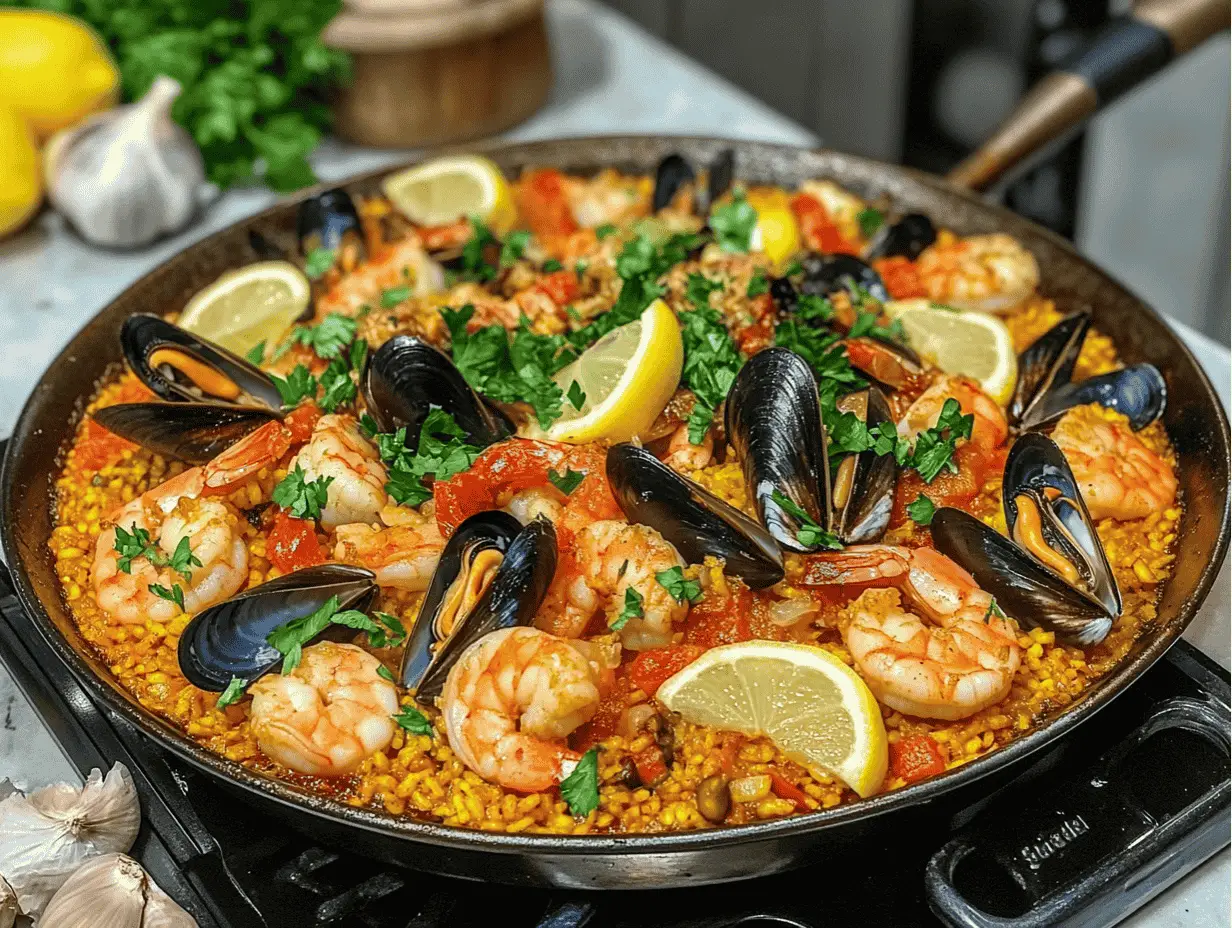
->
{"left": 39, "top": 853, "right": 197, "bottom": 928}
{"left": 0, "top": 763, "right": 139, "bottom": 920}
{"left": 45, "top": 75, "right": 208, "bottom": 249}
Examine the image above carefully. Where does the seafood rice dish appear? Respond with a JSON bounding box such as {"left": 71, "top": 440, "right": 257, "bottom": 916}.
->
{"left": 50, "top": 150, "right": 1181, "bottom": 835}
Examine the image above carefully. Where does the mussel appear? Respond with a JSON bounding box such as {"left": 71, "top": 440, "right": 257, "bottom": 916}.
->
{"left": 298, "top": 188, "right": 364, "bottom": 261}
{"left": 178, "top": 565, "right": 377, "bottom": 691}
{"left": 865, "top": 212, "right": 936, "bottom": 261}
{"left": 931, "top": 433, "right": 1120, "bottom": 645}
{"left": 652, "top": 149, "right": 735, "bottom": 214}
{"left": 361, "top": 335, "right": 513, "bottom": 451}
{"left": 832, "top": 388, "right": 897, "bottom": 544}
{"left": 606, "top": 443, "right": 784, "bottom": 588}
{"left": 725, "top": 348, "right": 832, "bottom": 553}
{"left": 93, "top": 314, "right": 284, "bottom": 463}
{"left": 411, "top": 515, "right": 559, "bottom": 702}
{"left": 798, "top": 253, "right": 890, "bottom": 304}
{"left": 1010, "top": 311, "right": 1166, "bottom": 432}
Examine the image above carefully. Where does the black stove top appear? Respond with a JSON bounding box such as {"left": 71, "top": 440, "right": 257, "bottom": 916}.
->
{"left": 0, "top": 564, "right": 1227, "bottom": 928}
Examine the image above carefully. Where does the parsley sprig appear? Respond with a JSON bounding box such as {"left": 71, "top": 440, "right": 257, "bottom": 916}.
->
{"left": 114, "top": 527, "right": 201, "bottom": 581}
{"left": 272, "top": 464, "right": 333, "bottom": 520}
{"left": 268, "top": 313, "right": 367, "bottom": 412}
{"left": 610, "top": 587, "right": 644, "bottom": 631}
{"left": 393, "top": 704, "right": 433, "bottom": 735}
{"left": 769, "top": 491, "right": 843, "bottom": 549}
{"left": 656, "top": 566, "right": 702, "bottom": 604}
{"left": 373, "top": 409, "right": 481, "bottom": 507}
{"left": 906, "top": 494, "right": 936, "bottom": 526}
{"left": 265, "top": 595, "right": 404, "bottom": 674}
{"left": 710, "top": 189, "right": 758, "bottom": 252}
{"left": 548, "top": 468, "right": 586, "bottom": 495}
{"left": 679, "top": 273, "right": 744, "bottom": 444}
{"left": 560, "top": 746, "right": 600, "bottom": 817}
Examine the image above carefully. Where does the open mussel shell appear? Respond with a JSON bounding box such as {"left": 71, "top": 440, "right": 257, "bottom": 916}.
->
{"left": 653, "top": 155, "right": 696, "bottom": 212}
{"left": 799, "top": 253, "right": 889, "bottom": 304}
{"left": 121, "top": 314, "right": 283, "bottom": 412}
{"left": 298, "top": 188, "right": 364, "bottom": 258}
{"left": 92, "top": 401, "right": 277, "bottom": 464}
{"left": 362, "top": 335, "right": 513, "bottom": 451}
{"left": 1002, "top": 433, "right": 1121, "bottom": 619}
{"left": 652, "top": 149, "right": 735, "bottom": 215}
{"left": 865, "top": 212, "right": 936, "bottom": 261}
{"left": 415, "top": 516, "right": 558, "bottom": 702}
{"left": 177, "top": 565, "right": 377, "bottom": 692}
{"left": 1009, "top": 311, "right": 1090, "bottom": 427}
{"left": 607, "top": 443, "right": 784, "bottom": 588}
{"left": 726, "top": 348, "right": 832, "bottom": 553}
{"left": 1018, "top": 364, "right": 1166, "bottom": 432}
{"left": 832, "top": 387, "right": 897, "bottom": 544}
{"left": 399, "top": 510, "right": 522, "bottom": 691}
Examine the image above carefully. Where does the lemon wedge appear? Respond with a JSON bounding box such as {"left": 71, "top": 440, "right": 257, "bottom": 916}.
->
{"left": 657, "top": 640, "right": 889, "bottom": 798}
{"left": 883, "top": 299, "right": 1019, "bottom": 406}
{"left": 547, "top": 299, "right": 683, "bottom": 444}
{"left": 746, "top": 189, "right": 800, "bottom": 268}
{"left": 177, "top": 261, "right": 311, "bottom": 358}
{"left": 382, "top": 154, "right": 516, "bottom": 234}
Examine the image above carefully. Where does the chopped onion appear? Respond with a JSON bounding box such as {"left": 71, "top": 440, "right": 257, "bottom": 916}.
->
{"left": 768, "top": 597, "right": 819, "bottom": 628}
{"left": 728, "top": 775, "right": 772, "bottom": 803}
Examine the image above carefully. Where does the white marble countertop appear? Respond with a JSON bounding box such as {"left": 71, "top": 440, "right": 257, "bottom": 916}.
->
{"left": 0, "top": 0, "right": 1226, "bottom": 921}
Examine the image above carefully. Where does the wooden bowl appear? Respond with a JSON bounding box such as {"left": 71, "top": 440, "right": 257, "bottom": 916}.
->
{"left": 323, "top": 0, "right": 551, "bottom": 149}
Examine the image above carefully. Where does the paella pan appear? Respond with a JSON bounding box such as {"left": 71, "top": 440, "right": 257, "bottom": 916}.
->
{"left": 2, "top": 136, "right": 1228, "bottom": 887}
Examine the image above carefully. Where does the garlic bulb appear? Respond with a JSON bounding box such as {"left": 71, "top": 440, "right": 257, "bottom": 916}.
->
{"left": 0, "top": 875, "right": 16, "bottom": 928}
{"left": 40, "top": 854, "right": 197, "bottom": 928}
{"left": 0, "top": 764, "right": 140, "bottom": 920}
{"left": 44, "top": 76, "right": 210, "bottom": 248}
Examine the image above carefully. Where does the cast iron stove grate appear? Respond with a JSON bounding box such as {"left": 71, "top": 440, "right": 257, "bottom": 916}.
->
{"left": 0, "top": 565, "right": 1227, "bottom": 928}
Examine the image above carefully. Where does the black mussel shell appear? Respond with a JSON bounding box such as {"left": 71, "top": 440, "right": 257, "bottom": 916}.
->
{"left": 1009, "top": 311, "right": 1090, "bottom": 427}
{"left": 653, "top": 149, "right": 735, "bottom": 216}
{"left": 653, "top": 154, "right": 696, "bottom": 212}
{"left": 769, "top": 275, "right": 798, "bottom": 314}
{"left": 1018, "top": 364, "right": 1166, "bottom": 433}
{"left": 92, "top": 402, "right": 278, "bottom": 464}
{"left": 298, "top": 188, "right": 364, "bottom": 257}
{"left": 178, "top": 565, "right": 377, "bottom": 692}
{"left": 931, "top": 508, "right": 1114, "bottom": 646}
{"left": 865, "top": 212, "right": 936, "bottom": 261}
{"left": 706, "top": 148, "right": 736, "bottom": 208}
{"left": 362, "top": 335, "right": 513, "bottom": 451}
{"left": 607, "top": 443, "right": 784, "bottom": 588}
{"left": 726, "top": 348, "right": 832, "bottom": 553}
{"left": 1002, "top": 433, "right": 1121, "bottom": 618}
{"left": 799, "top": 253, "right": 890, "bottom": 304}
{"left": 121, "top": 314, "right": 283, "bottom": 412}
{"left": 833, "top": 388, "right": 897, "bottom": 544}
{"left": 399, "top": 511, "right": 522, "bottom": 690}
{"left": 416, "top": 516, "right": 558, "bottom": 701}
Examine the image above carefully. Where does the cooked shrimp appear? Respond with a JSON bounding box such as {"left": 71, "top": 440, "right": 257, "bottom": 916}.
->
{"left": 662, "top": 422, "right": 714, "bottom": 474}
{"left": 915, "top": 233, "right": 1039, "bottom": 313}
{"left": 505, "top": 486, "right": 565, "bottom": 525}
{"left": 290, "top": 414, "right": 388, "bottom": 531}
{"left": 898, "top": 375, "right": 1008, "bottom": 452}
{"left": 1051, "top": 405, "right": 1177, "bottom": 521}
{"left": 538, "top": 521, "right": 688, "bottom": 650}
{"left": 316, "top": 236, "right": 444, "bottom": 317}
{"left": 333, "top": 521, "right": 446, "bottom": 591}
{"left": 802, "top": 544, "right": 996, "bottom": 627}
{"left": 92, "top": 468, "right": 247, "bottom": 625}
{"left": 439, "top": 627, "right": 605, "bottom": 792}
{"left": 843, "top": 587, "right": 1021, "bottom": 720}
{"left": 564, "top": 169, "right": 651, "bottom": 228}
{"left": 201, "top": 419, "right": 295, "bottom": 492}
{"left": 248, "top": 641, "right": 398, "bottom": 777}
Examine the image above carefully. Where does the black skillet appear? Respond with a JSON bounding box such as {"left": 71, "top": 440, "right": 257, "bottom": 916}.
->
{"left": 1, "top": 0, "right": 1228, "bottom": 889}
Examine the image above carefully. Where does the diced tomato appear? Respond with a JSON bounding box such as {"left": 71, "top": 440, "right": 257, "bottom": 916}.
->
{"left": 283, "top": 402, "right": 323, "bottom": 443}
{"left": 517, "top": 169, "right": 578, "bottom": 239}
{"left": 873, "top": 256, "right": 926, "bottom": 300}
{"left": 790, "top": 193, "right": 859, "bottom": 255}
{"left": 535, "top": 270, "right": 580, "bottom": 307}
{"left": 75, "top": 417, "right": 138, "bottom": 471}
{"left": 267, "top": 512, "right": 326, "bottom": 573}
{"left": 718, "top": 734, "right": 746, "bottom": 776}
{"left": 890, "top": 442, "right": 1005, "bottom": 528}
{"left": 629, "top": 644, "right": 705, "bottom": 697}
{"left": 682, "top": 586, "right": 754, "bottom": 649}
{"left": 889, "top": 735, "right": 946, "bottom": 784}
{"left": 632, "top": 747, "right": 668, "bottom": 787}
{"left": 769, "top": 771, "right": 811, "bottom": 808}
{"left": 433, "top": 439, "right": 562, "bottom": 535}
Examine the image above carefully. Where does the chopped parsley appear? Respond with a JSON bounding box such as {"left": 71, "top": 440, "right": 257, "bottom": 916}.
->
{"left": 283, "top": 312, "right": 358, "bottom": 360}
{"left": 271, "top": 364, "right": 317, "bottom": 408}
{"left": 500, "top": 229, "right": 532, "bottom": 268}
{"left": 769, "top": 491, "right": 842, "bottom": 550}
{"left": 304, "top": 247, "right": 336, "bottom": 280}
{"left": 373, "top": 612, "right": 408, "bottom": 647}
{"left": 984, "top": 598, "right": 1007, "bottom": 622}
{"left": 266, "top": 595, "right": 394, "bottom": 674}
{"left": 113, "top": 527, "right": 201, "bottom": 581}
{"left": 272, "top": 465, "right": 333, "bottom": 520}
{"left": 149, "top": 583, "right": 185, "bottom": 610}
{"left": 317, "top": 356, "right": 357, "bottom": 413}
{"left": 566, "top": 380, "right": 586, "bottom": 411}
{"left": 376, "top": 664, "right": 395, "bottom": 682}
{"left": 461, "top": 217, "right": 498, "bottom": 281}
{"left": 710, "top": 188, "right": 758, "bottom": 253}
{"left": 746, "top": 271, "right": 770, "bottom": 298}
{"left": 548, "top": 468, "right": 586, "bottom": 495}
{"left": 393, "top": 704, "right": 433, "bottom": 735}
{"left": 381, "top": 285, "right": 412, "bottom": 308}
{"left": 906, "top": 494, "right": 936, "bottom": 526}
{"left": 374, "top": 409, "right": 481, "bottom": 507}
{"left": 847, "top": 308, "right": 906, "bottom": 345}
{"left": 560, "top": 746, "right": 600, "bottom": 817}
{"left": 216, "top": 676, "right": 247, "bottom": 709}
{"left": 679, "top": 288, "right": 744, "bottom": 444}
{"left": 909, "top": 398, "right": 974, "bottom": 482}
{"left": 856, "top": 207, "right": 885, "bottom": 239}
{"left": 574, "top": 260, "right": 589, "bottom": 279}
{"left": 268, "top": 314, "right": 367, "bottom": 411}
{"left": 611, "top": 587, "right": 644, "bottom": 631}
{"left": 245, "top": 341, "right": 266, "bottom": 365}
{"left": 685, "top": 271, "right": 723, "bottom": 311}
{"left": 656, "top": 566, "right": 702, "bottom": 604}
{"left": 595, "top": 223, "right": 617, "bottom": 240}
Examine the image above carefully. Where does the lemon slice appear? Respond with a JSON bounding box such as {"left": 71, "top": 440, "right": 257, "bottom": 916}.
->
{"left": 547, "top": 299, "right": 683, "bottom": 444}
{"left": 657, "top": 640, "right": 889, "bottom": 798}
{"left": 746, "top": 189, "right": 800, "bottom": 268}
{"left": 883, "top": 299, "right": 1019, "bottom": 406}
{"left": 176, "top": 261, "right": 311, "bottom": 358}
{"left": 382, "top": 154, "right": 515, "bottom": 234}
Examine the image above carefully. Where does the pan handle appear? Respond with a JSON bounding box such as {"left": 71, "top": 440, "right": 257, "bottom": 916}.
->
{"left": 947, "top": 0, "right": 1230, "bottom": 192}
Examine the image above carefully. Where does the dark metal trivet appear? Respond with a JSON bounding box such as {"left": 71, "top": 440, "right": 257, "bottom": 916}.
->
{"left": 0, "top": 560, "right": 1226, "bottom": 928}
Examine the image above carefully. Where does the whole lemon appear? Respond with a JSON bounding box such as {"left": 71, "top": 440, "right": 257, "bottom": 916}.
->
{"left": 0, "top": 106, "right": 42, "bottom": 239}
{"left": 0, "top": 10, "right": 120, "bottom": 142}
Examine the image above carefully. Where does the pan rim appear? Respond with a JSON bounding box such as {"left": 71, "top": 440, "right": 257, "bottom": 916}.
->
{"left": 2, "top": 134, "right": 1228, "bottom": 858}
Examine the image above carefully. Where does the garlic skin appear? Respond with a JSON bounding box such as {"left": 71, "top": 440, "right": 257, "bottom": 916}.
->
{"left": 45, "top": 76, "right": 209, "bottom": 248}
{"left": 0, "top": 874, "right": 17, "bottom": 928}
{"left": 39, "top": 854, "right": 197, "bottom": 928}
{"left": 0, "top": 764, "right": 140, "bottom": 920}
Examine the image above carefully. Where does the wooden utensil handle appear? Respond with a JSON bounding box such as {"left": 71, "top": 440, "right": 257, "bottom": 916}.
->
{"left": 947, "top": 0, "right": 1230, "bottom": 192}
